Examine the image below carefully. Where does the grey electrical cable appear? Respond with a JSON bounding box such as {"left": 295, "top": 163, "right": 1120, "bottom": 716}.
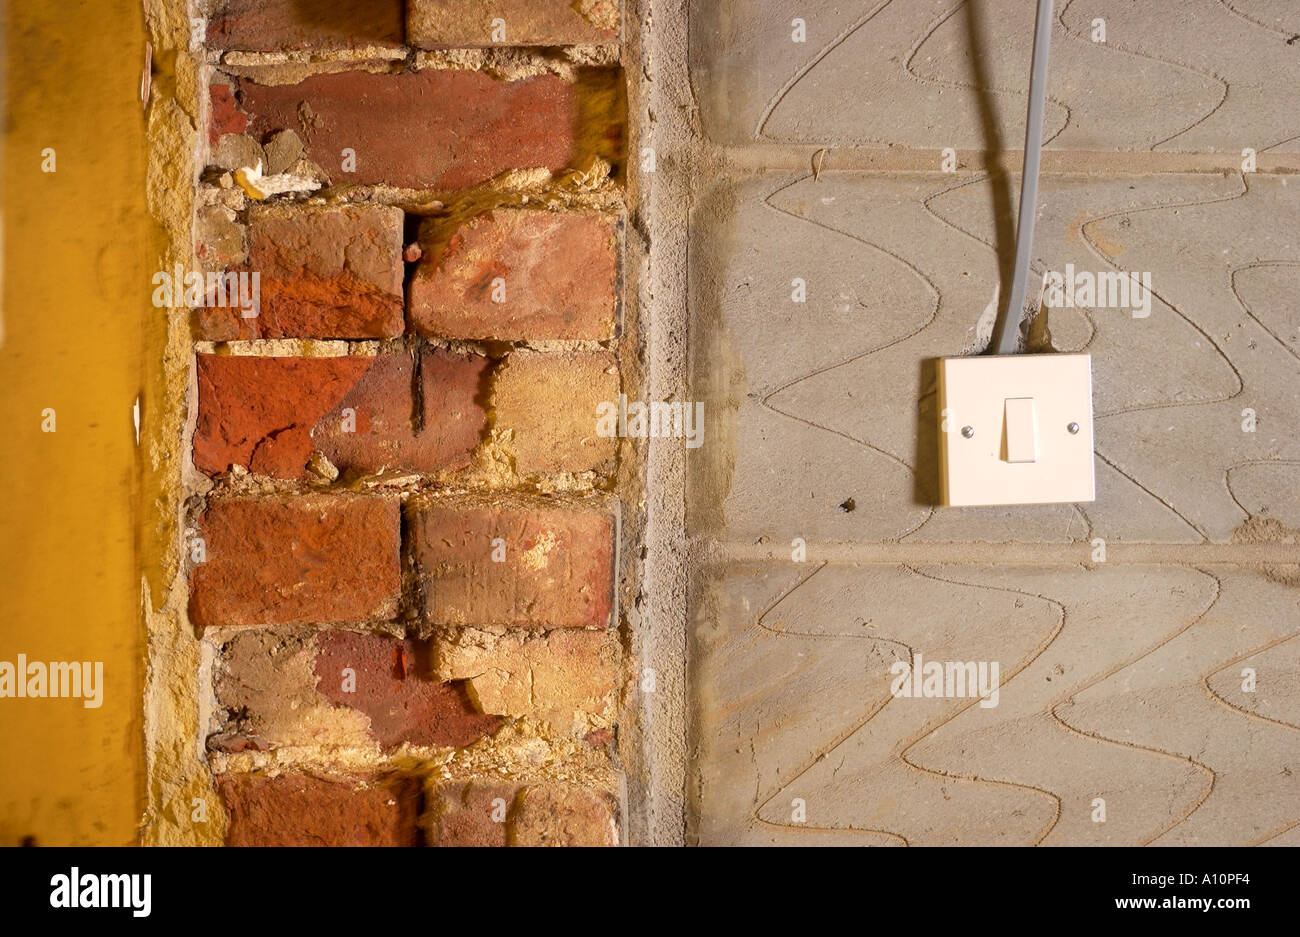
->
{"left": 991, "top": 0, "right": 1054, "bottom": 356}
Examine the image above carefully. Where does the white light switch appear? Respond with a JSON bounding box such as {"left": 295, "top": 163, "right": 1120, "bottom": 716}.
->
{"left": 938, "top": 353, "right": 1095, "bottom": 506}
{"left": 1003, "top": 397, "right": 1037, "bottom": 463}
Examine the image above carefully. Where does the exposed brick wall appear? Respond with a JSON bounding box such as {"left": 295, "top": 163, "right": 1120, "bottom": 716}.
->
{"left": 189, "top": 1, "right": 628, "bottom": 846}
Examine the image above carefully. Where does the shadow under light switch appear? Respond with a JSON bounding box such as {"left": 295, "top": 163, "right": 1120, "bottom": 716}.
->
{"left": 938, "top": 353, "right": 1095, "bottom": 507}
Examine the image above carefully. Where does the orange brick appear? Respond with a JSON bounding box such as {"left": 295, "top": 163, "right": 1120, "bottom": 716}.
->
{"left": 218, "top": 773, "right": 420, "bottom": 846}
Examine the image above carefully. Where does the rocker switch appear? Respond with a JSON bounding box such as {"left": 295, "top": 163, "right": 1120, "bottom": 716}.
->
{"left": 1003, "top": 397, "right": 1037, "bottom": 464}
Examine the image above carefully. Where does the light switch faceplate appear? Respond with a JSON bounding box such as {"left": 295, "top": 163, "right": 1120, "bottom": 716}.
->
{"left": 937, "top": 353, "right": 1095, "bottom": 507}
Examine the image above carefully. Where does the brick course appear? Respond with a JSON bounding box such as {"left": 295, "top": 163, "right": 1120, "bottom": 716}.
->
{"left": 314, "top": 349, "right": 489, "bottom": 475}
{"left": 195, "top": 351, "right": 489, "bottom": 479}
{"left": 433, "top": 628, "right": 618, "bottom": 729}
{"left": 313, "top": 630, "right": 502, "bottom": 748}
{"left": 493, "top": 349, "right": 619, "bottom": 476}
{"left": 206, "top": 0, "right": 405, "bottom": 53}
{"left": 194, "top": 354, "right": 371, "bottom": 479}
{"left": 424, "top": 780, "right": 617, "bottom": 846}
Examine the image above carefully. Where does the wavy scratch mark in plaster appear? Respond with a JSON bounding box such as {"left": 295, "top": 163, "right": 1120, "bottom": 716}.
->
{"left": 751, "top": 563, "right": 1066, "bottom": 844}
{"left": 894, "top": 565, "right": 1066, "bottom": 845}
{"left": 1203, "top": 633, "right": 1300, "bottom": 733}
{"left": 744, "top": 562, "right": 915, "bottom": 844}
{"left": 1046, "top": 567, "right": 1221, "bottom": 845}
{"left": 759, "top": 0, "right": 1070, "bottom": 149}
{"left": 758, "top": 563, "right": 915, "bottom": 654}
{"left": 1074, "top": 175, "right": 1252, "bottom": 547}
{"left": 1260, "top": 133, "right": 1300, "bottom": 154}
{"left": 924, "top": 169, "right": 1249, "bottom": 418}
{"left": 755, "top": 0, "right": 894, "bottom": 142}
{"left": 1230, "top": 262, "right": 1300, "bottom": 364}
{"left": 758, "top": 174, "right": 936, "bottom": 538}
{"left": 917, "top": 170, "right": 1087, "bottom": 347}
{"left": 1094, "top": 449, "right": 1208, "bottom": 542}
{"left": 1080, "top": 174, "right": 1250, "bottom": 417}
{"left": 1251, "top": 818, "right": 1300, "bottom": 847}
{"left": 920, "top": 172, "right": 1209, "bottom": 539}
{"left": 1219, "top": 0, "right": 1299, "bottom": 39}
{"left": 1224, "top": 459, "right": 1300, "bottom": 521}
{"left": 902, "top": 0, "right": 1072, "bottom": 148}
{"left": 751, "top": 813, "right": 910, "bottom": 846}
{"left": 1059, "top": 0, "right": 1230, "bottom": 152}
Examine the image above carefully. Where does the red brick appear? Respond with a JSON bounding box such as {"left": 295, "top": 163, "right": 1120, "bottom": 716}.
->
{"left": 424, "top": 780, "right": 617, "bottom": 846}
{"left": 408, "top": 501, "right": 614, "bottom": 629}
{"left": 313, "top": 631, "right": 502, "bottom": 748}
{"left": 410, "top": 209, "right": 619, "bottom": 341}
{"left": 234, "top": 70, "right": 579, "bottom": 191}
{"left": 407, "top": 0, "right": 619, "bottom": 48}
{"left": 208, "top": 83, "right": 247, "bottom": 146}
{"left": 313, "top": 349, "right": 489, "bottom": 475}
{"left": 206, "top": 0, "right": 404, "bottom": 53}
{"left": 196, "top": 205, "right": 404, "bottom": 340}
{"left": 190, "top": 495, "right": 401, "bottom": 628}
{"left": 492, "top": 350, "right": 618, "bottom": 475}
{"left": 193, "top": 354, "right": 372, "bottom": 479}
{"left": 218, "top": 773, "right": 421, "bottom": 846}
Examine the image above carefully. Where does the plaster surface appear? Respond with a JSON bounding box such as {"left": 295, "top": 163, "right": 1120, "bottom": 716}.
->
{"left": 684, "top": 0, "right": 1300, "bottom": 845}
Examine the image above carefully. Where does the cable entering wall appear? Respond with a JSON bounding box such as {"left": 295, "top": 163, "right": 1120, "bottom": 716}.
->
{"left": 991, "top": 0, "right": 1054, "bottom": 356}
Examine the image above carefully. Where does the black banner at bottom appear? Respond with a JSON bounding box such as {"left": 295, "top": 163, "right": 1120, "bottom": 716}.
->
{"left": 3, "top": 845, "right": 1281, "bottom": 924}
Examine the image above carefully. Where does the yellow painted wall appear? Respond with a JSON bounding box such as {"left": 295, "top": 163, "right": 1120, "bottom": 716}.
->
{"left": 0, "top": 0, "right": 149, "bottom": 844}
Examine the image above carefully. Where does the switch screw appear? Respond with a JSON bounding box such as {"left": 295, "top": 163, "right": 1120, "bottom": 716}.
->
{"left": 1067, "top": 422, "right": 1080, "bottom": 434}
{"left": 961, "top": 426, "right": 975, "bottom": 438}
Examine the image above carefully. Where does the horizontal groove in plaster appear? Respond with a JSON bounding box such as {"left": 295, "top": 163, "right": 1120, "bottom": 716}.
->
{"left": 719, "top": 146, "right": 1300, "bottom": 176}
{"left": 706, "top": 538, "right": 1300, "bottom": 567}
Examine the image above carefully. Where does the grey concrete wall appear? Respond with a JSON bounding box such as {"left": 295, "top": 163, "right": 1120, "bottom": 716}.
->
{"left": 681, "top": 0, "right": 1300, "bottom": 845}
